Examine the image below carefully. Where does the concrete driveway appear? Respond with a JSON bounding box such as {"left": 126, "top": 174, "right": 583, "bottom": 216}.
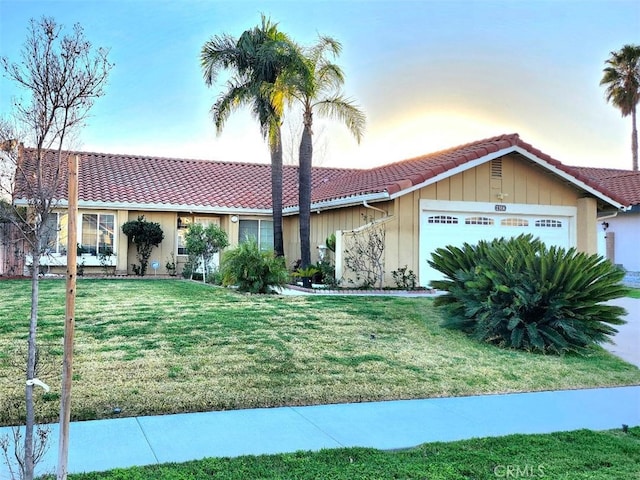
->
{"left": 603, "top": 297, "right": 640, "bottom": 368}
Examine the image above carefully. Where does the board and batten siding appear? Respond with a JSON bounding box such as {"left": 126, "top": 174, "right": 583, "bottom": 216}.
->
{"left": 309, "top": 154, "right": 590, "bottom": 287}
{"left": 125, "top": 211, "right": 178, "bottom": 275}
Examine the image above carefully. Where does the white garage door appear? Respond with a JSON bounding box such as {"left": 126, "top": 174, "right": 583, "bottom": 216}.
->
{"left": 420, "top": 201, "right": 576, "bottom": 286}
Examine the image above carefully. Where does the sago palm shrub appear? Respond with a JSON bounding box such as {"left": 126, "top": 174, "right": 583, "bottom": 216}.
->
{"left": 220, "top": 240, "right": 289, "bottom": 294}
{"left": 428, "top": 234, "right": 628, "bottom": 354}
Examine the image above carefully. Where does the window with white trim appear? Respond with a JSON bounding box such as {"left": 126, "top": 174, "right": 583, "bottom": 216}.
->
{"left": 239, "top": 219, "right": 274, "bottom": 251}
{"left": 42, "top": 212, "right": 68, "bottom": 255}
{"left": 177, "top": 215, "right": 193, "bottom": 255}
{"left": 81, "top": 213, "right": 115, "bottom": 256}
{"left": 176, "top": 215, "right": 221, "bottom": 255}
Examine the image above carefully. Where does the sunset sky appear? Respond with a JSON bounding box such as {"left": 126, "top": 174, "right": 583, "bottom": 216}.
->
{"left": 1, "top": 0, "right": 639, "bottom": 170}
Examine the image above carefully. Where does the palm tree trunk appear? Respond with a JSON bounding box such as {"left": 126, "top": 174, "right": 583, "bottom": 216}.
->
{"left": 299, "top": 112, "right": 313, "bottom": 268}
{"left": 632, "top": 106, "right": 638, "bottom": 171}
{"left": 270, "top": 128, "right": 285, "bottom": 257}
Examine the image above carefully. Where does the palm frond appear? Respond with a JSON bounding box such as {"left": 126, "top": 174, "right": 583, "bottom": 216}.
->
{"left": 200, "top": 34, "right": 239, "bottom": 85}
{"left": 314, "top": 95, "right": 366, "bottom": 143}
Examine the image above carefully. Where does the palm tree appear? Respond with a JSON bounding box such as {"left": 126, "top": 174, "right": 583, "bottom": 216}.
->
{"left": 201, "top": 15, "right": 297, "bottom": 256}
{"left": 277, "top": 36, "right": 365, "bottom": 267}
{"left": 601, "top": 44, "right": 640, "bottom": 171}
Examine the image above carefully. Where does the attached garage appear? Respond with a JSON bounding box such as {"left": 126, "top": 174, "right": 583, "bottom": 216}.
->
{"left": 322, "top": 135, "right": 628, "bottom": 288}
{"left": 419, "top": 200, "right": 576, "bottom": 284}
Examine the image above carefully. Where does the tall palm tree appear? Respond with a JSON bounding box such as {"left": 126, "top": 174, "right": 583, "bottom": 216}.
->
{"left": 277, "top": 36, "right": 365, "bottom": 267}
{"left": 201, "top": 15, "right": 296, "bottom": 256}
{"left": 601, "top": 44, "right": 640, "bottom": 171}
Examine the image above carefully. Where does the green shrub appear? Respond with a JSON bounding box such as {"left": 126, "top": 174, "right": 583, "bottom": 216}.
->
{"left": 316, "top": 259, "right": 337, "bottom": 287}
{"left": 206, "top": 268, "right": 223, "bottom": 285}
{"left": 391, "top": 265, "right": 418, "bottom": 290}
{"left": 121, "top": 215, "right": 164, "bottom": 276}
{"left": 221, "top": 240, "right": 289, "bottom": 294}
{"left": 428, "top": 234, "right": 628, "bottom": 354}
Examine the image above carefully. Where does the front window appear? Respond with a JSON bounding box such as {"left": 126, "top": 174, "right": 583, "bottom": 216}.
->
{"left": 81, "top": 213, "right": 115, "bottom": 256}
{"left": 177, "top": 215, "right": 193, "bottom": 255}
{"left": 42, "top": 212, "right": 68, "bottom": 255}
{"left": 239, "top": 219, "right": 273, "bottom": 251}
{"left": 177, "top": 215, "right": 220, "bottom": 255}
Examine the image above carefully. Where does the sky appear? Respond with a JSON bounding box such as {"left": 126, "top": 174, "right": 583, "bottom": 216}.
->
{"left": 1, "top": 0, "right": 639, "bottom": 170}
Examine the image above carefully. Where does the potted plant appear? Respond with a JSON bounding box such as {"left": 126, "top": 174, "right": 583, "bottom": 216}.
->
{"left": 292, "top": 266, "right": 320, "bottom": 289}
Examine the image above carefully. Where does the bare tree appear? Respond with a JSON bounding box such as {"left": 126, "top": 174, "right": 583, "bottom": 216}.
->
{"left": 0, "top": 17, "right": 112, "bottom": 480}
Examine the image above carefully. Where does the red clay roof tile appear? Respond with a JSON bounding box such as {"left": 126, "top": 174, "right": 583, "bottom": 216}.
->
{"left": 570, "top": 166, "right": 640, "bottom": 206}
{"left": 15, "top": 133, "right": 631, "bottom": 211}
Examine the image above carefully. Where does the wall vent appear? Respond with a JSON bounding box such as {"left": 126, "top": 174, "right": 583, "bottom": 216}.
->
{"left": 491, "top": 158, "right": 503, "bottom": 178}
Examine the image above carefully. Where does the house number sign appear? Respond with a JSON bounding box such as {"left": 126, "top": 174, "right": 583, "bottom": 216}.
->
{"left": 494, "top": 204, "right": 507, "bottom": 212}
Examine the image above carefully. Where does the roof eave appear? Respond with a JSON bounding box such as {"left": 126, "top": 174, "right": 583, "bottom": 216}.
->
{"left": 283, "top": 192, "right": 390, "bottom": 214}
{"left": 13, "top": 198, "right": 273, "bottom": 215}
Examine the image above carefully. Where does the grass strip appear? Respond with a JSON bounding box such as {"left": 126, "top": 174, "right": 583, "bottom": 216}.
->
{"left": 63, "top": 427, "right": 640, "bottom": 480}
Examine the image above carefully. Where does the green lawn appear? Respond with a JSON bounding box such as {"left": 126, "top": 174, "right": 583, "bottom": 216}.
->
{"left": 65, "top": 427, "right": 640, "bottom": 480}
{"left": 1, "top": 279, "right": 639, "bottom": 426}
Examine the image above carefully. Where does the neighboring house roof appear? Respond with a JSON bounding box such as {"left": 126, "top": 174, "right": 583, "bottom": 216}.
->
{"left": 15, "top": 133, "right": 627, "bottom": 213}
{"left": 570, "top": 166, "right": 640, "bottom": 207}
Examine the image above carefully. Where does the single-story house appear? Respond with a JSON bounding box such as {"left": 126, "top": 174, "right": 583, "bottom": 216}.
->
{"left": 7, "top": 133, "right": 631, "bottom": 287}
{"left": 571, "top": 166, "right": 640, "bottom": 273}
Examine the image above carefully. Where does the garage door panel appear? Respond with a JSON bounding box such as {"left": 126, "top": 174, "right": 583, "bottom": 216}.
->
{"left": 421, "top": 209, "right": 572, "bottom": 286}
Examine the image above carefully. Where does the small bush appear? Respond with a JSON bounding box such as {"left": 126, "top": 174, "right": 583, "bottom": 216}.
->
{"left": 316, "top": 259, "right": 337, "bottom": 287}
{"left": 206, "top": 268, "right": 223, "bottom": 285}
{"left": 428, "top": 234, "right": 628, "bottom": 354}
{"left": 121, "top": 215, "right": 164, "bottom": 276}
{"left": 221, "top": 240, "right": 289, "bottom": 294}
{"left": 391, "top": 265, "right": 417, "bottom": 290}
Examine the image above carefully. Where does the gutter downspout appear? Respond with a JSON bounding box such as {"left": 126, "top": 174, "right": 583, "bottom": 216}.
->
{"left": 596, "top": 211, "right": 619, "bottom": 222}
{"left": 363, "top": 200, "right": 387, "bottom": 217}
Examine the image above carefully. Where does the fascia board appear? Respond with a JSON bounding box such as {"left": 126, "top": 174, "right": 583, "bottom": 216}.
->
{"left": 283, "top": 192, "right": 390, "bottom": 215}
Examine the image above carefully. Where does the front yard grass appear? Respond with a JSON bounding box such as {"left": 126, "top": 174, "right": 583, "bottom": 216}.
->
{"left": 1, "top": 279, "right": 639, "bottom": 426}
{"left": 69, "top": 427, "right": 640, "bottom": 480}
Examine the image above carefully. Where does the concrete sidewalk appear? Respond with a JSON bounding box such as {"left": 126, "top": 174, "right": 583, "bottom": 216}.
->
{"left": 1, "top": 386, "right": 639, "bottom": 478}
{"left": 603, "top": 297, "right": 640, "bottom": 367}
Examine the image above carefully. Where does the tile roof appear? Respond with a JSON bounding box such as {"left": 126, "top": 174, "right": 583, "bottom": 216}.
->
{"left": 16, "top": 149, "right": 355, "bottom": 211}
{"left": 15, "top": 133, "right": 629, "bottom": 211}
{"left": 309, "top": 133, "right": 628, "bottom": 206}
{"left": 570, "top": 166, "right": 640, "bottom": 206}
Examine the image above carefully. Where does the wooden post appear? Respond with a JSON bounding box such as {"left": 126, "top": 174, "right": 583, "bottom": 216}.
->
{"left": 57, "top": 154, "right": 78, "bottom": 480}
